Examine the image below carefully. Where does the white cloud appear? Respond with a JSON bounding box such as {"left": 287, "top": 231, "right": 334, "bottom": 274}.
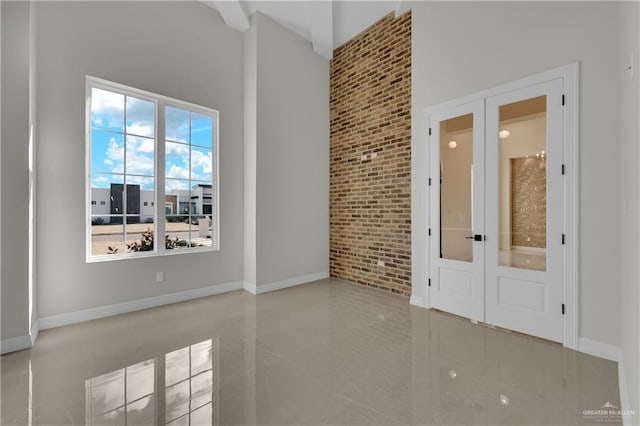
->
{"left": 191, "top": 149, "right": 212, "bottom": 179}
{"left": 166, "top": 142, "right": 189, "bottom": 157}
{"left": 167, "top": 165, "right": 190, "bottom": 180}
{"left": 126, "top": 122, "right": 155, "bottom": 139}
{"left": 91, "top": 88, "right": 124, "bottom": 130}
{"left": 106, "top": 138, "right": 124, "bottom": 173}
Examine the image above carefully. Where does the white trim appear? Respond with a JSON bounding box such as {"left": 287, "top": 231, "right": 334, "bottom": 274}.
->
{"left": 245, "top": 272, "right": 329, "bottom": 295}
{"left": 242, "top": 281, "right": 257, "bottom": 295}
{"left": 578, "top": 337, "right": 620, "bottom": 362}
{"left": 30, "top": 320, "right": 39, "bottom": 347}
{"left": 0, "top": 318, "right": 40, "bottom": 355}
{"left": 409, "top": 295, "right": 426, "bottom": 308}
{"left": 563, "top": 62, "right": 580, "bottom": 350}
{"left": 38, "top": 281, "right": 243, "bottom": 330}
{"left": 1, "top": 334, "right": 32, "bottom": 355}
{"left": 618, "top": 353, "right": 632, "bottom": 426}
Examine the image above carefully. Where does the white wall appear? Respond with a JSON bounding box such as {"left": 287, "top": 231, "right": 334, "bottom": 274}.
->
{"left": 618, "top": 0, "right": 639, "bottom": 420}
{"left": 1, "top": 1, "right": 31, "bottom": 344}
{"left": 249, "top": 13, "right": 330, "bottom": 287}
{"left": 35, "top": 2, "right": 244, "bottom": 318}
{"left": 411, "top": 1, "right": 621, "bottom": 347}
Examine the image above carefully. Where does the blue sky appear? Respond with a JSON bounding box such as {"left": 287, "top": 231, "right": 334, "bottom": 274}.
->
{"left": 91, "top": 88, "right": 213, "bottom": 192}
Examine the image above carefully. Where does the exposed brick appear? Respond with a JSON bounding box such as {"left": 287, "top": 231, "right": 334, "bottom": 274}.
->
{"left": 329, "top": 12, "right": 411, "bottom": 297}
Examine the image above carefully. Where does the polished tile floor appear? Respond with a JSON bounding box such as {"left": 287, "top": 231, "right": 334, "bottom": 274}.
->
{"left": 1, "top": 278, "right": 621, "bottom": 425}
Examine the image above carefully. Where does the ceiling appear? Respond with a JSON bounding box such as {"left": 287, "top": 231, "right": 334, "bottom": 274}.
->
{"left": 202, "top": 1, "right": 410, "bottom": 59}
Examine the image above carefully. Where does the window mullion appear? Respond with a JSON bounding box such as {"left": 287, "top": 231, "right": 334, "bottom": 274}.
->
{"left": 157, "top": 100, "right": 166, "bottom": 254}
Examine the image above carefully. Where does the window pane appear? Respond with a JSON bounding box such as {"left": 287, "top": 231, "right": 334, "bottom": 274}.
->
{"left": 91, "top": 131, "right": 124, "bottom": 174}
{"left": 165, "top": 142, "right": 189, "bottom": 179}
{"left": 125, "top": 216, "right": 154, "bottom": 253}
{"left": 190, "top": 146, "right": 212, "bottom": 182}
{"left": 87, "top": 369, "right": 125, "bottom": 414}
{"left": 190, "top": 403, "right": 212, "bottom": 426}
{"left": 126, "top": 359, "right": 155, "bottom": 403}
{"left": 91, "top": 216, "right": 124, "bottom": 256}
{"left": 166, "top": 106, "right": 190, "bottom": 143}
{"left": 165, "top": 381, "right": 190, "bottom": 423}
{"left": 126, "top": 136, "right": 155, "bottom": 177}
{"left": 126, "top": 395, "right": 155, "bottom": 425}
{"left": 165, "top": 347, "right": 190, "bottom": 387}
{"left": 192, "top": 215, "right": 212, "bottom": 248}
{"left": 191, "top": 112, "right": 213, "bottom": 148}
{"left": 125, "top": 96, "right": 154, "bottom": 137}
{"left": 165, "top": 216, "right": 192, "bottom": 250}
{"left": 190, "top": 372, "right": 213, "bottom": 410}
{"left": 191, "top": 340, "right": 212, "bottom": 376}
{"left": 91, "top": 88, "right": 124, "bottom": 132}
{"left": 91, "top": 174, "right": 124, "bottom": 216}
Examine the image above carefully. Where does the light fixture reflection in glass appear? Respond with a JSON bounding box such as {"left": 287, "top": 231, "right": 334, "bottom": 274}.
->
{"left": 448, "top": 369, "right": 457, "bottom": 379}
{"left": 500, "top": 394, "right": 510, "bottom": 406}
{"left": 499, "top": 129, "right": 510, "bottom": 139}
{"left": 448, "top": 140, "right": 457, "bottom": 149}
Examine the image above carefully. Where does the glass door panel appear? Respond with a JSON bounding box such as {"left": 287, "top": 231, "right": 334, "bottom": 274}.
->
{"left": 440, "top": 113, "right": 473, "bottom": 262}
{"left": 497, "top": 96, "right": 547, "bottom": 271}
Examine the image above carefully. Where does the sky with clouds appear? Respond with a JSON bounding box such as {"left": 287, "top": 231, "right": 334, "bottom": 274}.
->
{"left": 90, "top": 88, "right": 213, "bottom": 193}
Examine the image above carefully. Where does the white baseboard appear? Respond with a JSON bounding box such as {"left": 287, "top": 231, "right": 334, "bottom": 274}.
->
{"left": 39, "top": 281, "right": 243, "bottom": 330}
{"left": 410, "top": 294, "right": 425, "bottom": 308}
{"left": 246, "top": 272, "right": 329, "bottom": 295}
{"left": 1, "top": 334, "right": 32, "bottom": 354}
{"left": 243, "top": 281, "right": 257, "bottom": 294}
{"left": 578, "top": 337, "right": 621, "bottom": 362}
{"left": 0, "top": 321, "right": 40, "bottom": 355}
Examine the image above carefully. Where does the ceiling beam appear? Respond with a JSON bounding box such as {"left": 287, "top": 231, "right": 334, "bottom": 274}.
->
{"left": 395, "top": 0, "right": 411, "bottom": 17}
{"left": 206, "top": 0, "right": 250, "bottom": 33}
{"left": 307, "top": 1, "right": 333, "bottom": 60}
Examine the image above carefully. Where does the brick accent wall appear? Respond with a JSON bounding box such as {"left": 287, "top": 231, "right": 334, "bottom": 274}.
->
{"left": 329, "top": 12, "right": 412, "bottom": 296}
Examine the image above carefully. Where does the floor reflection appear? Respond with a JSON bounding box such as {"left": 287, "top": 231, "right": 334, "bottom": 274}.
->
{"left": 84, "top": 339, "right": 217, "bottom": 426}
{"left": 499, "top": 249, "right": 546, "bottom": 271}
{"left": 0, "top": 278, "right": 623, "bottom": 425}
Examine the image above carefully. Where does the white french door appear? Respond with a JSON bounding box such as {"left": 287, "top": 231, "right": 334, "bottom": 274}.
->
{"left": 428, "top": 79, "right": 565, "bottom": 343}
{"left": 484, "top": 79, "right": 564, "bottom": 342}
{"left": 429, "top": 100, "right": 485, "bottom": 322}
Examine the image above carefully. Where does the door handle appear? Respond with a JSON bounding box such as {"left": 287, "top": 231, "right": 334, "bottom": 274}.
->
{"left": 465, "top": 234, "right": 483, "bottom": 241}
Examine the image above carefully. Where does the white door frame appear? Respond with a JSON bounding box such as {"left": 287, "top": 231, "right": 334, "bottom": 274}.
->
{"left": 410, "top": 63, "right": 579, "bottom": 350}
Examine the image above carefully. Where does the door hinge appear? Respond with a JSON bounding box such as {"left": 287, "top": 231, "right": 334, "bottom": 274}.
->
{"left": 428, "top": 127, "right": 432, "bottom": 136}
{"left": 562, "top": 164, "right": 566, "bottom": 175}
{"left": 428, "top": 278, "right": 431, "bottom": 287}
{"left": 428, "top": 228, "right": 432, "bottom": 236}
{"left": 562, "top": 303, "right": 565, "bottom": 315}
{"left": 562, "top": 234, "right": 566, "bottom": 245}
{"left": 562, "top": 95, "right": 565, "bottom": 106}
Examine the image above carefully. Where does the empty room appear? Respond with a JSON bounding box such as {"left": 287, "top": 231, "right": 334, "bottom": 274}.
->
{"left": 1, "top": 1, "right": 639, "bottom": 425}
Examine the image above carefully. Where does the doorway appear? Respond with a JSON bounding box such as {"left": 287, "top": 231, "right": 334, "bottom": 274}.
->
{"left": 425, "top": 66, "right": 578, "bottom": 345}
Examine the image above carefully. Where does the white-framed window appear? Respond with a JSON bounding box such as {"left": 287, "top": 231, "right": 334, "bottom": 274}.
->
{"left": 86, "top": 76, "right": 219, "bottom": 262}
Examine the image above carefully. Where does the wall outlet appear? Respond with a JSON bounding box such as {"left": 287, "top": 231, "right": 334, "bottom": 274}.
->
{"left": 377, "top": 260, "right": 385, "bottom": 267}
{"left": 156, "top": 271, "right": 165, "bottom": 282}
